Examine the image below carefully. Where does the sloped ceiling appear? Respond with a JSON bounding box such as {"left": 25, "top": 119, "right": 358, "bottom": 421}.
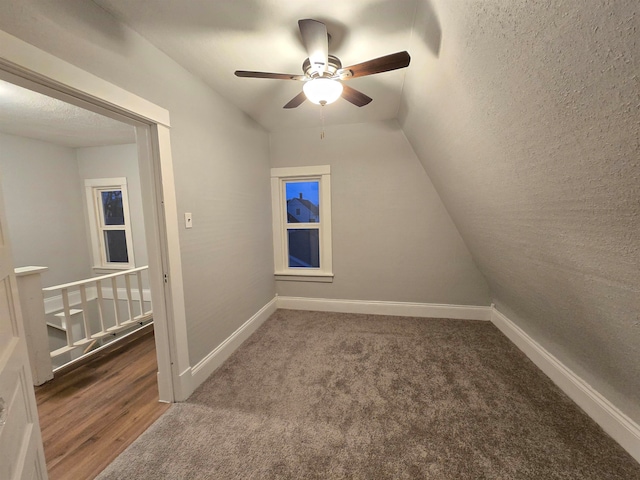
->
{"left": 93, "top": 0, "right": 417, "bottom": 131}
{"left": 400, "top": 0, "right": 640, "bottom": 421}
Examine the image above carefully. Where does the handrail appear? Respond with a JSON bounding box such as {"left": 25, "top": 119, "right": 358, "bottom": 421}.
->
{"left": 43, "top": 266, "right": 149, "bottom": 291}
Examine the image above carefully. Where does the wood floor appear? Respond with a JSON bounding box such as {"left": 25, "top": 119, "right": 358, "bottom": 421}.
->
{"left": 35, "top": 329, "right": 170, "bottom": 480}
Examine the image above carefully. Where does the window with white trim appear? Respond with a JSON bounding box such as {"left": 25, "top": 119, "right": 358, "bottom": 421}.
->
{"left": 271, "top": 165, "right": 333, "bottom": 280}
{"left": 85, "top": 178, "right": 135, "bottom": 269}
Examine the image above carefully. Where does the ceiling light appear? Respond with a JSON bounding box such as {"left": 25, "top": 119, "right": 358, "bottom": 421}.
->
{"left": 303, "top": 78, "right": 343, "bottom": 106}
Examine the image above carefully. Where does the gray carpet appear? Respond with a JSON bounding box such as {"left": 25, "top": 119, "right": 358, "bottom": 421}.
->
{"left": 97, "top": 310, "right": 640, "bottom": 479}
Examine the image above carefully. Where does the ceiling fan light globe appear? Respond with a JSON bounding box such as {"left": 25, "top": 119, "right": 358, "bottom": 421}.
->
{"left": 303, "top": 78, "right": 343, "bottom": 105}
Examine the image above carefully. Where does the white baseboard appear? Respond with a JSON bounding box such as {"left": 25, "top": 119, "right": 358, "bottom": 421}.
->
{"left": 276, "top": 296, "right": 492, "bottom": 321}
{"left": 174, "top": 366, "right": 193, "bottom": 402}
{"left": 491, "top": 307, "right": 640, "bottom": 463}
{"left": 189, "top": 297, "right": 278, "bottom": 391}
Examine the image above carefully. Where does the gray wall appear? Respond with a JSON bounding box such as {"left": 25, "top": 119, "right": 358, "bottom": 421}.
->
{"left": 270, "top": 120, "right": 489, "bottom": 305}
{"left": 0, "top": 138, "right": 149, "bottom": 287}
{"left": 0, "top": 0, "right": 275, "bottom": 367}
{"left": 76, "top": 143, "right": 148, "bottom": 268}
{"left": 0, "top": 132, "right": 92, "bottom": 287}
{"left": 400, "top": 0, "right": 640, "bottom": 423}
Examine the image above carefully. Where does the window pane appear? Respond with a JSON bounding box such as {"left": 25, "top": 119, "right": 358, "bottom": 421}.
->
{"left": 104, "top": 230, "right": 129, "bottom": 263}
{"left": 286, "top": 181, "right": 319, "bottom": 223}
{"left": 288, "top": 229, "right": 319, "bottom": 268}
{"left": 101, "top": 190, "right": 125, "bottom": 225}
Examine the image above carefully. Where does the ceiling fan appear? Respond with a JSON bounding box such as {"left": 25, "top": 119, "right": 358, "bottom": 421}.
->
{"left": 235, "top": 19, "right": 411, "bottom": 109}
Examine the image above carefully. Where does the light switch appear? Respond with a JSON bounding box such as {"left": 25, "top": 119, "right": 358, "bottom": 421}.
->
{"left": 184, "top": 212, "right": 193, "bottom": 229}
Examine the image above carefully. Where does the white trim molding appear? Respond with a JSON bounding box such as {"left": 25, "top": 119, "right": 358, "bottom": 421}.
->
{"left": 276, "top": 296, "right": 492, "bottom": 321}
{"left": 189, "top": 297, "right": 278, "bottom": 393}
{"left": 84, "top": 177, "right": 135, "bottom": 269}
{"left": 491, "top": 306, "right": 640, "bottom": 463}
{"left": 270, "top": 165, "right": 333, "bottom": 280}
{"left": 0, "top": 30, "right": 170, "bottom": 127}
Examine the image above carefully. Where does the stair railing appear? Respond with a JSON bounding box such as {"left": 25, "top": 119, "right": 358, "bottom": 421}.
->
{"left": 42, "top": 266, "right": 152, "bottom": 361}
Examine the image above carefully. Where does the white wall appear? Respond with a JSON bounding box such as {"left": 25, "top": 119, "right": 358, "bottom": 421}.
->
{"left": 76, "top": 143, "right": 148, "bottom": 268}
{"left": 270, "top": 120, "right": 489, "bottom": 306}
{"left": 0, "top": 132, "right": 92, "bottom": 287}
{"left": 0, "top": 0, "right": 275, "bottom": 368}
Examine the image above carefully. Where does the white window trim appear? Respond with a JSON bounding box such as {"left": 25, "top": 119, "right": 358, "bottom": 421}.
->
{"left": 271, "top": 165, "right": 333, "bottom": 280}
{"left": 84, "top": 177, "right": 135, "bottom": 270}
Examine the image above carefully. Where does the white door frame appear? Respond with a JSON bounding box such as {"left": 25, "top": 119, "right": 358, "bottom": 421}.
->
{"left": 0, "top": 30, "right": 192, "bottom": 402}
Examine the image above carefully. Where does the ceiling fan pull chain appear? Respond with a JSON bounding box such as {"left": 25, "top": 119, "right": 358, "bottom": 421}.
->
{"left": 320, "top": 105, "right": 325, "bottom": 140}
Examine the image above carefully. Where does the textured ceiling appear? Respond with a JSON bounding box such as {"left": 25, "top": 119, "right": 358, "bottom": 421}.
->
{"left": 0, "top": 79, "right": 135, "bottom": 148}
{"left": 93, "top": 0, "right": 417, "bottom": 131}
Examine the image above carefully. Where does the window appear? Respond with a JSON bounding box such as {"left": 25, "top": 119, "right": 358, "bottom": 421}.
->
{"left": 85, "top": 178, "right": 135, "bottom": 269}
{"left": 271, "top": 165, "right": 332, "bottom": 280}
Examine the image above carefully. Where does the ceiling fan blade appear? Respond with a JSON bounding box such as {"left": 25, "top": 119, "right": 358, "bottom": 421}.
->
{"left": 341, "top": 85, "right": 373, "bottom": 107}
{"left": 299, "top": 19, "right": 329, "bottom": 76}
{"left": 340, "top": 51, "right": 411, "bottom": 79}
{"left": 283, "top": 91, "right": 307, "bottom": 109}
{"left": 235, "top": 70, "right": 306, "bottom": 81}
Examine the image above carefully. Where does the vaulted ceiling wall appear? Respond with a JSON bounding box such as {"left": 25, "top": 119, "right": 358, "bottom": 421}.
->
{"left": 400, "top": 0, "right": 640, "bottom": 422}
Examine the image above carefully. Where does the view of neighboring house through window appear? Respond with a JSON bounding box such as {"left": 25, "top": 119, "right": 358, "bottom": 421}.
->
{"left": 100, "top": 190, "right": 128, "bottom": 262}
{"left": 85, "top": 178, "right": 135, "bottom": 269}
{"left": 286, "top": 181, "right": 320, "bottom": 267}
{"left": 271, "top": 166, "right": 333, "bottom": 279}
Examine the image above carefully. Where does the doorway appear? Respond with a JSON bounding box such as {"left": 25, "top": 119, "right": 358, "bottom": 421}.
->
{"left": 0, "top": 76, "right": 170, "bottom": 477}
{"left": 0, "top": 36, "right": 193, "bottom": 403}
{"left": 0, "top": 79, "right": 151, "bottom": 370}
{"left": 0, "top": 31, "right": 191, "bottom": 478}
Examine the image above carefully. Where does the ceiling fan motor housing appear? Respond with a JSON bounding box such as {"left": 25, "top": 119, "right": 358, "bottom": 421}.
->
{"left": 303, "top": 55, "right": 342, "bottom": 78}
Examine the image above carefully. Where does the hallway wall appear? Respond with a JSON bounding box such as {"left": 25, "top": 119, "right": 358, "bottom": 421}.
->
{"left": 0, "top": 1, "right": 275, "bottom": 368}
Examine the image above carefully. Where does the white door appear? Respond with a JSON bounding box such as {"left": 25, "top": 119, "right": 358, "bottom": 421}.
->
{"left": 0, "top": 175, "right": 48, "bottom": 479}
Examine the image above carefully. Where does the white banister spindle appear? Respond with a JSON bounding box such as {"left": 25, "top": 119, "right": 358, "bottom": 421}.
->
{"left": 61, "top": 288, "right": 74, "bottom": 347}
{"left": 111, "top": 276, "right": 121, "bottom": 326}
{"left": 136, "top": 270, "right": 144, "bottom": 317}
{"left": 79, "top": 284, "right": 91, "bottom": 341}
{"left": 124, "top": 274, "right": 135, "bottom": 322}
{"left": 43, "top": 266, "right": 151, "bottom": 367}
{"left": 96, "top": 279, "right": 106, "bottom": 333}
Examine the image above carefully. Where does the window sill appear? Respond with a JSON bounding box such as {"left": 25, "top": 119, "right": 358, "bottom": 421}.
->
{"left": 275, "top": 273, "right": 334, "bottom": 283}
